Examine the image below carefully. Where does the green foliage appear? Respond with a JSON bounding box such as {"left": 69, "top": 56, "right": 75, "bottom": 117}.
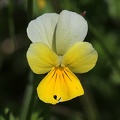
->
{"left": 0, "top": 0, "right": 120, "bottom": 120}
{"left": 0, "top": 108, "right": 19, "bottom": 120}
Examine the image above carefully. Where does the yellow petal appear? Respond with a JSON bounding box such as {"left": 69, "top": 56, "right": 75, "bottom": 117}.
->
{"left": 37, "top": 67, "right": 84, "bottom": 104}
{"left": 62, "top": 42, "right": 98, "bottom": 73}
{"left": 26, "top": 42, "right": 59, "bottom": 74}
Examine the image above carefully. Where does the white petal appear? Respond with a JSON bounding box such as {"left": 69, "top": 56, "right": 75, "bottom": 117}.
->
{"left": 56, "top": 10, "right": 88, "bottom": 55}
{"left": 27, "top": 13, "right": 59, "bottom": 49}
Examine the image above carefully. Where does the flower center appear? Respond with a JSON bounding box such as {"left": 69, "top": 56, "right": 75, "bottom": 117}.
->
{"left": 55, "top": 65, "right": 64, "bottom": 71}
{"left": 57, "top": 56, "right": 65, "bottom": 67}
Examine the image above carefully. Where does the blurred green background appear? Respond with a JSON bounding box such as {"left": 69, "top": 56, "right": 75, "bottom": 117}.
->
{"left": 0, "top": 0, "right": 120, "bottom": 120}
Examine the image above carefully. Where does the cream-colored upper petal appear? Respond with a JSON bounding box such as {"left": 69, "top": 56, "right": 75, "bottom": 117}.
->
{"left": 62, "top": 42, "right": 98, "bottom": 73}
{"left": 56, "top": 10, "right": 88, "bottom": 55}
{"left": 27, "top": 13, "right": 58, "bottom": 49}
{"left": 26, "top": 42, "right": 59, "bottom": 74}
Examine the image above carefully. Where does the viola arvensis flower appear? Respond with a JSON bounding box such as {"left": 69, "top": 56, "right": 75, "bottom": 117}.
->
{"left": 26, "top": 10, "right": 98, "bottom": 104}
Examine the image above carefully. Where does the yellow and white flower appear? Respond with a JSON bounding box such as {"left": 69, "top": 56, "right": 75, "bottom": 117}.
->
{"left": 26, "top": 10, "right": 98, "bottom": 104}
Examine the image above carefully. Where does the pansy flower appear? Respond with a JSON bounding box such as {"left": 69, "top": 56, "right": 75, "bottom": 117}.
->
{"left": 26, "top": 10, "right": 98, "bottom": 104}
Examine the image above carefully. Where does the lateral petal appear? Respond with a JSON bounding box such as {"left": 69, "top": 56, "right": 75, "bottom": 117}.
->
{"left": 37, "top": 67, "right": 84, "bottom": 104}
{"left": 56, "top": 10, "right": 88, "bottom": 55}
{"left": 62, "top": 42, "right": 98, "bottom": 73}
{"left": 26, "top": 42, "right": 59, "bottom": 74}
{"left": 27, "top": 13, "right": 58, "bottom": 49}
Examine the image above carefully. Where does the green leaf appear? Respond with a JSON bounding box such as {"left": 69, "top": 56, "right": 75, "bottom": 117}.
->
{"left": 31, "top": 112, "right": 39, "bottom": 120}
{"left": 0, "top": 115, "right": 5, "bottom": 120}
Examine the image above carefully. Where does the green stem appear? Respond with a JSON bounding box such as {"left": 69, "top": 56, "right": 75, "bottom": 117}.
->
{"left": 20, "top": 71, "right": 44, "bottom": 120}
{"left": 20, "top": 1, "right": 34, "bottom": 119}
{"left": 20, "top": 71, "right": 34, "bottom": 120}
{"left": 26, "top": 73, "right": 38, "bottom": 120}
{"left": 8, "top": 0, "right": 16, "bottom": 50}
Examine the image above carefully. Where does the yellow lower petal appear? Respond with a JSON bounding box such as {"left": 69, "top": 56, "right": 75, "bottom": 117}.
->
{"left": 62, "top": 42, "right": 98, "bottom": 73}
{"left": 37, "top": 67, "right": 84, "bottom": 104}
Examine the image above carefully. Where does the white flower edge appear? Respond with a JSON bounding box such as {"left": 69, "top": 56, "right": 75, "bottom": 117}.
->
{"left": 27, "top": 13, "right": 58, "bottom": 49}
{"left": 27, "top": 10, "right": 88, "bottom": 55}
{"left": 56, "top": 10, "right": 88, "bottom": 55}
